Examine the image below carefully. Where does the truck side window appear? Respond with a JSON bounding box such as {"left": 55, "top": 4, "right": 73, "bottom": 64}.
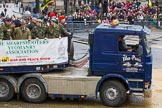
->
{"left": 118, "top": 35, "right": 139, "bottom": 52}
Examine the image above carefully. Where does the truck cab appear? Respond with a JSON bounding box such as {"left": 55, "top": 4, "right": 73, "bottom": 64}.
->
{"left": 89, "top": 23, "right": 152, "bottom": 105}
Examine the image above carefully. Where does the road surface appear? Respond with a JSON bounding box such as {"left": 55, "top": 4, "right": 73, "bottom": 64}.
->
{"left": 0, "top": 69, "right": 161, "bottom": 108}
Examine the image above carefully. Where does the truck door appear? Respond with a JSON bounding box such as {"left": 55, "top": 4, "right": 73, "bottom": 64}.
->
{"left": 116, "top": 34, "right": 144, "bottom": 73}
{"left": 91, "top": 32, "right": 120, "bottom": 75}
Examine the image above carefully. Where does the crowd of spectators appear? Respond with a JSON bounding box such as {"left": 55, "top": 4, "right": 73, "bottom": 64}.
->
{"left": 0, "top": 0, "right": 162, "bottom": 26}
{"left": 66, "top": 0, "right": 162, "bottom": 25}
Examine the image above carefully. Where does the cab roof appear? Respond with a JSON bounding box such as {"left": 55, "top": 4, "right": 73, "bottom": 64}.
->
{"left": 96, "top": 23, "right": 151, "bottom": 35}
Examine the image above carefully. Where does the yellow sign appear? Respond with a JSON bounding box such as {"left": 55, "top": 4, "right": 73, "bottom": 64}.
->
{"left": 2, "top": 56, "right": 10, "bottom": 62}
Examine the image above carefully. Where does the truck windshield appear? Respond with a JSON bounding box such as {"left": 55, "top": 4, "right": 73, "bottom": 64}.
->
{"left": 143, "top": 34, "right": 151, "bottom": 54}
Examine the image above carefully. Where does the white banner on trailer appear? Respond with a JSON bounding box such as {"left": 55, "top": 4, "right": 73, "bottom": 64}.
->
{"left": 0, "top": 37, "right": 68, "bottom": 66}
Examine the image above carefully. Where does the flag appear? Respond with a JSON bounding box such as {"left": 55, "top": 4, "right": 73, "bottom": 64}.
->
{"left": 148, "top": 0, "right": 152, "bottom": 7}
{"left": 40, "top": 0, "right": 54, "bottom": 10}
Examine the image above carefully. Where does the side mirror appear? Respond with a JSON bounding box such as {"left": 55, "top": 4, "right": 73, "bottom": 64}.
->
{"left": 88, "top": 33, "right": 94, "bottom": 46}
{"left": 138, "top": 45, "right": 143, "bottom": 56}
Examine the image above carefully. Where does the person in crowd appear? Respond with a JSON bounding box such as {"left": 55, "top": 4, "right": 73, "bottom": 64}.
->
{"left": 1, "top": 18, "right": 13, "bottom": 40}
{"left": 0, "top": 27, "right": 4, "bottom": 40}
{"left": 27, "top": 17, "right": 37, "bottom": 31}
{"left": 31, "top": 19, "right": 46, "bottom": 39}
{"left": 118, "top": 35, "right": 132, "bottom": 52}
{"left": 1, "top": 11, "right": 5, "bottom": 17}
{"left": 127, "top": 12, "right": 134, "bottom": 24}
{"left": 137, "top": 12, "right": 144, "bottom": 22}
{"left": 58, "top": 15, "right": 71, "bottom": 37}
{"left": 46, "top": 18, "right": 60, "bottom": 38}
{"left": 13, "top": 20, "right": 31, "bottom": 40}
{"left": 119, "top": 13, "right": 124, "bottom": 22}
{"left": 97, "top": 17, "right": 101, "bottom": 23}
{"left": 102, "top": 17, "right": 109, "bottom": 24}
{"left": 58, "top": 15, "right": 74, "bottom": 61}
{"left": 10, "top": 20, "right": 21, "bottom": 39}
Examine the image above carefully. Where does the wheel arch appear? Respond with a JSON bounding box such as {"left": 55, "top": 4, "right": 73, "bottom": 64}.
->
{"left": 96, "top": 74, "right": 130, "bottom": 96}
{"left": 0, "top": 75, "right": 17, "bottom": 93}
{"left": 17, "top": 73, "right": 48, "bottom": 93}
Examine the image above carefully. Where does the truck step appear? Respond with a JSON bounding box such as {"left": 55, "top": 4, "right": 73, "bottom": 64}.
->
{"left": 127, "top": 79, "right": 143, "bottom": 82}
{"left": 130, "top": 88, "right": 143, "bottom": 91}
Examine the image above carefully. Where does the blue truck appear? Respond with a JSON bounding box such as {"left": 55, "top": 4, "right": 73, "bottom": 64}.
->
{"left": 0, "top": 23, "right": 152, "bottom": 107}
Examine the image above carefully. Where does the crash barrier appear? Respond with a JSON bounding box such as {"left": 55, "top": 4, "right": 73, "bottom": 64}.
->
{"left": 66, "top": 21, "right": 161, "bottom": 32}
{"left": 134, "top": 21, "right": 157, "bottom": 27}
{"left": 66, "top": 21, "right": 99, "bottom": 32}
{"left": 134, "top": 21, "right": 162, "bottom": 28}
{"left": 159, "top": 21, "right": 162, "bottom": 28}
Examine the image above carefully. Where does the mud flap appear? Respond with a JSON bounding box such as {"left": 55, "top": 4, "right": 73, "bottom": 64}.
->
{"left": 144, "top": 89, "right": 152, "bottom": 98}
{"left": 129, "top": 93, "right": 144, "bottom": 103}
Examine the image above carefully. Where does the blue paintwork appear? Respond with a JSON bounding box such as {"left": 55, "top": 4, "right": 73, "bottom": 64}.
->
{"left": 96, "top": 24, "right": 151, "bottom": 35}
{"left": 90, "top": 23, "right": 152, "bottom": 93}
{"left": 0, "top": 63, "right": 68, "bottom": 74}
{"left": 143, "top": 49, "right": 152, "bottom": 89}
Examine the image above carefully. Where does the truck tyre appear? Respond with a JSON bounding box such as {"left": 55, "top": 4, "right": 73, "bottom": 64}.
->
{"left": 21, "top": 78, "right": 47, "bottom": 103}
{"left": 0, "top": 78, "right": 14, "bottom": 101}
{"left": 100, "top": 80, "right": 126, "bottom": 107}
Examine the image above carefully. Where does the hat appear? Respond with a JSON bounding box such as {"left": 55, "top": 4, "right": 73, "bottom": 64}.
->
{"left": 59, "top": 15, "right": 65, "bottom": 21}
{"left": 38, "top": 16, "right": 44, "bottom": 20}
{"left": 4, "top": 18, "right": 12, "bottom": 22}
{"left": 21, "top": 20, "right": 26, "bottom": 25}
{"left": 12, "top": 20, "right": 21, "bottom": 27}
{"left": 32, "top": 14, "right": 38, "bottom": 18}
{"left": 36, "top": 19, "right": 43, "bottom": 23}
{"left": 49, "top": 12, "right": 56, "bottom": 17}
{"left": 50, "top": 18, "right": 57, "bottom": 23}
{"left": 32, "top": 17, "right": 37, "bottom": 20}
{"left": 24, "top": 11, "right": 31, "bottom": 16}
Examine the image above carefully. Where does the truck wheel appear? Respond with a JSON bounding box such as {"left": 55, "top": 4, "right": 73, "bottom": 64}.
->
{"left": 21, "top": 78, "right": 47, "bottom": 103}
{"left": 0, "top": 78, "right": 14, "bottom": 101}
{"left": 100, "top": 80, "right": 126, "bottom": 107}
